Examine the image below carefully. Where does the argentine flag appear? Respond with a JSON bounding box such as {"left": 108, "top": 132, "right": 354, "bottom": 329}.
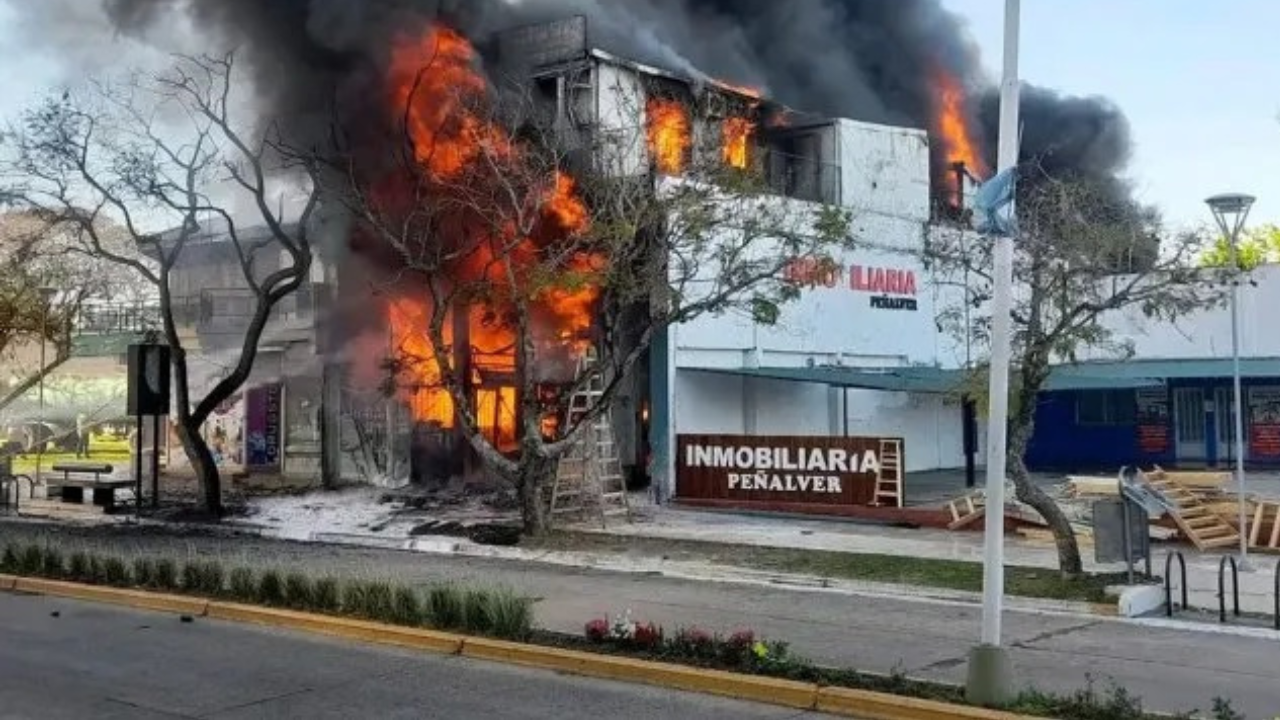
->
{"left": 972, "top": 167, "right": 1018, "bottom": 237}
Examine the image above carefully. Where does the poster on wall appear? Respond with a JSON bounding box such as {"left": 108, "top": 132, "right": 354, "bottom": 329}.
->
{"left": 1134, "top": 387, "right": 1171, "bottom": 456}
{"left": 675, "top": 434, "right": 899, "bottom": 508}
{"left": 245, "top": 383, "right": 282, "bottom": 470}
{"left": 1248, "top": 386, "right": 1280, "bottom": 460}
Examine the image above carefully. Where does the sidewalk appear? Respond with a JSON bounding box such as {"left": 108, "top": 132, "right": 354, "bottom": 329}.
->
{"left": 593, "top": 506, "right": 1280, "bottom": 617}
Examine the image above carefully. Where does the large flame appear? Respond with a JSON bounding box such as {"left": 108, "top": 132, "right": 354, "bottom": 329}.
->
{"left": 381, "top": 23, "right": 598, "bottom": 450}
{"left": 933, "top": 69, "right": 989, "bottom": 186}
{"left": 722, "top": 117, "right": 754, "bottom": 169}
{"left": 646, "top": 98, "right": 691, "bottom": 175}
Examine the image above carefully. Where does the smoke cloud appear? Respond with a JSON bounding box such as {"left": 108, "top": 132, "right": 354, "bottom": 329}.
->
{"left": 24, "top": 0, "right": 1136, "bottom": 205}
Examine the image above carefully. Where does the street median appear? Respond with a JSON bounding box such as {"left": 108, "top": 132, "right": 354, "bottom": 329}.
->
{"left": 4, "top": 572, "right": 1047, "bottom": 720}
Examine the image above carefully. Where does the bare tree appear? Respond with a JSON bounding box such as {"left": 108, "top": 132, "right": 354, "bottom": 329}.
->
{"left": 2, "top": 53, "right": 321, "bottom": 516}
{"left": 929, "top": 169, "right": 1225, "bottom": 577}
{"left": 325, "top": 38, "right": 853, "bottom": 534}
{"left": 0, "top": 212, "right": 141, "bottom": 417}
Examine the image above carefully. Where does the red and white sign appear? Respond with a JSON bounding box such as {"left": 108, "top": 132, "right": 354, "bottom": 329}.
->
{"left": 783, "top": 259, "right": 919, "bottom": 311}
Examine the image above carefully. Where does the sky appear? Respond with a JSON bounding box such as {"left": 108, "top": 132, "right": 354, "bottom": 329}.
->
{"left": 942, "top": 0, "right": 1280, "bottom": 231}
{"left": 0, "top": 1, "right": 1276, "bottom": 232}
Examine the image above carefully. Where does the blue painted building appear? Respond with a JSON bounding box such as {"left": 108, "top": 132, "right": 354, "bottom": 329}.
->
{"left": 1025, "top": 359, "right": 1280, "bottom": 471}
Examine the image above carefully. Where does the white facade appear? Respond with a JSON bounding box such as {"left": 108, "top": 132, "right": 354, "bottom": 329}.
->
{"left": 660, "top": 119, "right": 967, "bottom": 481}
{"left": 1091, "top": 264, "right": 1280, "bottom": 360}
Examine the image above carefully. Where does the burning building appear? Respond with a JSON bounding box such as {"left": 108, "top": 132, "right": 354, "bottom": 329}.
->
{"left": 70, "top": 0, "right": 1147, "bottom": 515}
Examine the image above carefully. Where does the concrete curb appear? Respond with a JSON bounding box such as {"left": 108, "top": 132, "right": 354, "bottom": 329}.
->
{"left": 1, "top": 573, "right": 1045, "bottom": 720}
{"left": 461, "top": 637, "right": 817, "bottom": 710}
{"left": 205, "top": 601, "right": 467, "bottom": 654}
{"left": 12, "top": 577, "right": 209, "bottom": 616}
{"left": 815, "top": 686, "right": 1032, "bottom": 720}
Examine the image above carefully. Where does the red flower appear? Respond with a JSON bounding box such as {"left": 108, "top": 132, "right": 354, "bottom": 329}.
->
{"left": 728, "top": 629, "right": 755, "bottom": 649}
{"left": 633, "top": 622, "right": 663, "bottom": 648}
{"left": 584, "top": 617, "right": 609, "bottom": 643}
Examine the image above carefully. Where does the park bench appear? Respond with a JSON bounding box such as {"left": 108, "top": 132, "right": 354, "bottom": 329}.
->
{"left": 48, "top": 463, "right": 134, "bottom": 511}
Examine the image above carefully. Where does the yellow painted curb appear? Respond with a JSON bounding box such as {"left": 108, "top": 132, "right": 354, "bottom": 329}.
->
{"left": 205, "top": 602, "right": 465, "bottom": 655}
{"left": 816, "top": 686, "right": 1035, "bottom": 720}
{"left": 460, "top": 637, "right": 818, "bottom": 710}
{"left": 1089, "top": 603, "right": 1120, "bottom": 617}
{"left": 2, "top": 574, "right": 1042, "bottom": 720}
{"left": 12, "top": 577, "right": 209, "bottom": 616}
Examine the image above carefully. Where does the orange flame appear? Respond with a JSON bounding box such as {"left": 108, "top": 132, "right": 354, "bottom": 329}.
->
{"left": 388, "top": 25, "right": 512, "bottom": 178}
{"left": 381, "top": 22, "right": 602, "bottom": 448}
{"left": 646, "top": 98, "right": 691, "bottom": 175}
{"left": 722, "top": 117, "right": 754, "bottom": 169}
{"left": 934, "top": 69, "right": 989, "bottom": 182}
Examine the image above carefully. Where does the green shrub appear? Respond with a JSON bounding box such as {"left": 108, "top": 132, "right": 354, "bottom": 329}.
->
{"left": 1, "top": 543, "right": 19, "bottom": 572}
{"left": 462, "top": 589, "right": 494, "bottom": 635}
{"left": 228, "top": 568, "right": 256, "bottom": 601}
{"left": 154, "top": 559, "right": 179, "bottom": 590}
{"left": 313, "top": 577, "right": 341, "bottom": 613}
{"left": 361, "top": 581, "right": 395, "bottom": 623}
{"left": 182, "top": 561, "right": 202, "bottom": 592}
{"left": 132, "top": 558, "right": 156, "bottom": 588}
{"left": 101, "top": 557, "right": 131, "bottom": 587}
{"left": 67, "top": 551, "right": 92, "bottom": 582}
{"left": 342, "top": 581, "right": 368, "bottom": 617}
{"left": 18, "top": 545, "right": 43, "bottom": 575}
{"left": 88, "top": 555, "right": 108, "bottom": 584}
{"left": 284, "top": 573, "right": 315, "bottom": 610}
{"left": 485, "top": 588, "right": 534, "bottom": 641}
{"left": 391, "top": 585, "right": 422, "bottom": 626}
{"left": 426, "top": 584, "right": 465, "bottom": 630}
{"left": 198, "top": 561, "right": 225, "bottom": 595}
{"left": 1010, "top": 677, "right": 1145, "bottom": 720}
{"left": 41, "top": 546, "right": 65, "bottom": 579}
{"left": 257, "top": 570, "right": 285, "bottom": 607}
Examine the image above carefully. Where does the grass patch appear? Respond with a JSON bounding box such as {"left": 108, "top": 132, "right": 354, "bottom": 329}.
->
{"left": 154, "top": 559, "right": 179, "bottom": 591}
{"left": 284, "top": 573, "right": 315, "bottom": 610}
{"left": 313, "top": 577, "right": 341, "bottom": 613}
{"left": 228, "top": 567, "right": 256, "bottom": 601}
{"left": 531, "top": 532, "right": 1125, "bottom": 603}
{"left": 426, "top": 584, "right": 465, "bottom": 630}
{"left": 257, "top": 570, "right": 286, "bottom": 607}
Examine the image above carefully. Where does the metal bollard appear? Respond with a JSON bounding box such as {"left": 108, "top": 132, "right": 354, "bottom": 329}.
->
{"left": 1165, "top": 550, "right": 1187, "bottom": 617}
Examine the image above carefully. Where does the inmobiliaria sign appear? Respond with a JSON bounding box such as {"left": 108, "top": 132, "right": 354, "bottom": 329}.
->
{"left": 675, "top": 434, "right": 901, "bottom": 507}
{"left": 782, "top": 258, "right": 919, "bottom": 311}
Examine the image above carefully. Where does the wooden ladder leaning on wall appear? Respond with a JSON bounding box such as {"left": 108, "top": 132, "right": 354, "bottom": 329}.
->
{"left": 548, "top": 348, "right": 631, "bottom": 528}
{"left": 871, "top": 438, "right": 904, "bottom": 508}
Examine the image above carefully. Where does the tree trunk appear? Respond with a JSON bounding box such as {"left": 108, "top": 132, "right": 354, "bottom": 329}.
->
{"left": 517, "top": 453, "right": 557, "bottom": 536}
{"left": 1007, "top": 415, "right": 1083, "bottom": 578}
{"left": 176, "top": 418, "right": 222, "bottom": 518}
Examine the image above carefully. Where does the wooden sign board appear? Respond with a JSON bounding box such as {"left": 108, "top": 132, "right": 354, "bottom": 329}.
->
{"left": 675, "top": 434, "right": 900, "bottom": 507}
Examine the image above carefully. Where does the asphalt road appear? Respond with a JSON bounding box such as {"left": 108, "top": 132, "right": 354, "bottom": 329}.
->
{"left": 4, "top": 522, "right": 1279, "bottom": 717}
{"left": 0, "top": 592, "right": 833, "bottom": 719}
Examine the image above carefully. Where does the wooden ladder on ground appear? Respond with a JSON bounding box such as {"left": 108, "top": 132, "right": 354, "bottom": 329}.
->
{"left": 1248, "top": 501, "right": 1280, "bottom": 553}
{"left": 548, "top": 349, "right": 631, "bottom": 528}
{"left": 871, "top": 439, "right": 904, "bottom": 508}
{"left": 1146, "top": 475, "right": 1240, "bottom": 551}
{"left": 945, "top": 492, "right": 986, "bottom": 530}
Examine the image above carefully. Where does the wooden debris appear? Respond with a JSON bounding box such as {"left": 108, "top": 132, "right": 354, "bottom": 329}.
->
{"left": 1248, "top": 501, "right": 1280, "bottom": 553}
{"left": 1146, "top": 465, "right": 1230, "bottom": 490}
{"left": 1066, "top": 475, "right": 1119, "bottom": 497}
{"left": 945, "top": 492, "right": 986, "bottom": 531}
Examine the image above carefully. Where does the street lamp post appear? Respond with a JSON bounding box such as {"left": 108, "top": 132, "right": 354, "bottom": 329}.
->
{"left": 1206, "top": 193, "right": 1255, "bottom": 568}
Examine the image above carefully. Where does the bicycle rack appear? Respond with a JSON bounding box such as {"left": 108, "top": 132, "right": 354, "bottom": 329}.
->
{"left": 1274, "top": 559, "right": 1280, "bottom": 631}
{"left": 1219, "top": 555, "right": 1240, "bottom": 623}
{"left": 1, "top": 473, "right": 34, "bottom": 515}
{"left": 1165, "top": 550, "right": 1187, "bottom": 617}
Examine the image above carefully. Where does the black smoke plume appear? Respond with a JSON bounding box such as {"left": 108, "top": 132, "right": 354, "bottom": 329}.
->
{"left": 91, "top": 0, "right": 1134, "bottom": 206}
